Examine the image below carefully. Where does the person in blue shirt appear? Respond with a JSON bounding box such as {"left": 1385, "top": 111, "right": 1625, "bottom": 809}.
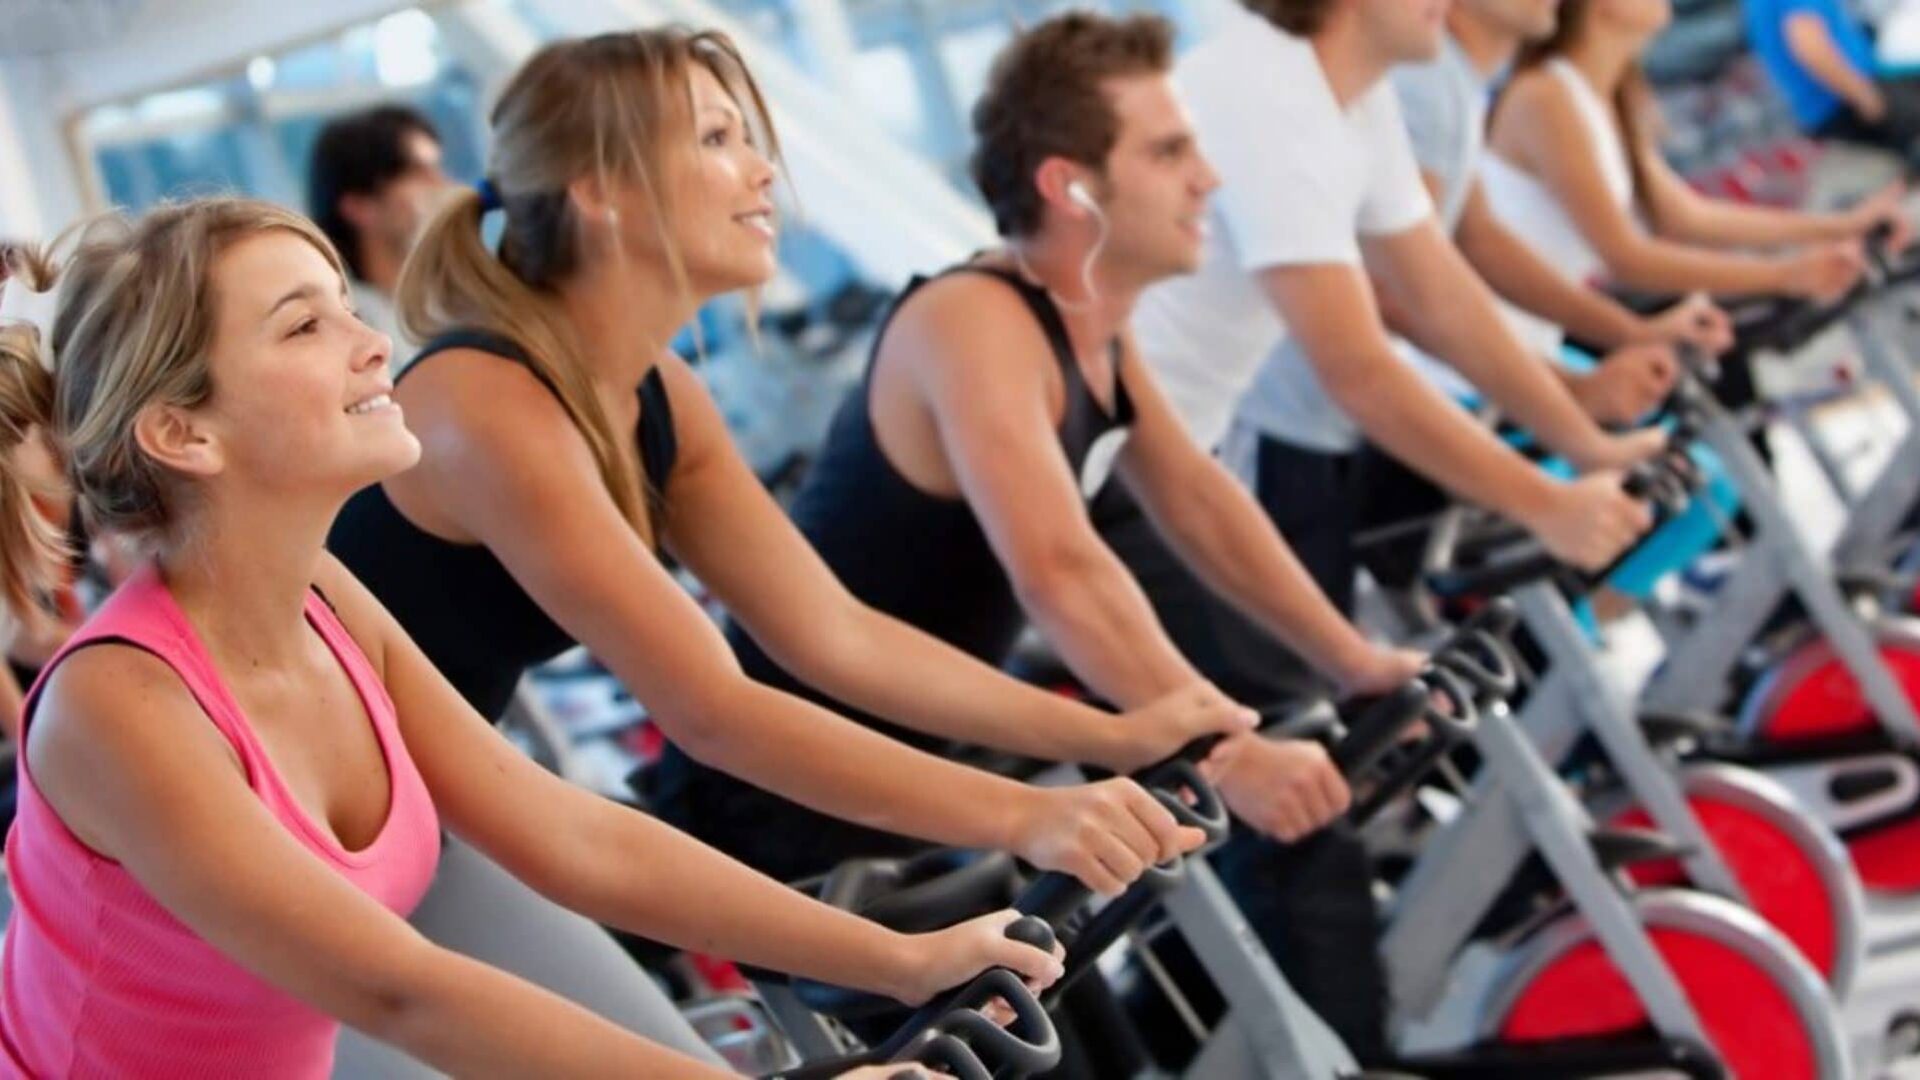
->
{"left": 1747, "top": 0, "right": 1920, "bottom": 157}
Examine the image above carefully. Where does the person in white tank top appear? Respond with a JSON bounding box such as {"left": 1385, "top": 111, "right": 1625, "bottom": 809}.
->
{"left": 1393, "top": 0, "right": 1734, "bottom": 426}
{"left": 1483, "top": 0, "right": 1907, "bottom": 307}
{"left": 1481, "top": 59, "right": 1631, "bottom": 289}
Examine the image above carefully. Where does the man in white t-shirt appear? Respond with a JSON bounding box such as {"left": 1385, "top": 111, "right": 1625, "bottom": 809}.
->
{"left": 1130, "top": 0, "right": 1654, "bottom": 620}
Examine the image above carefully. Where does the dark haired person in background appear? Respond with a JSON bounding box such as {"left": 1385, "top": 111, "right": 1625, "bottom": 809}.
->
{"left": 307, "top": 104, "right": 453, "bottom": 356}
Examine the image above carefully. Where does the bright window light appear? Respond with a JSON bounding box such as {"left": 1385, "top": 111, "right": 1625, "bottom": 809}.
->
{"left": 373, "top": 9, "right": 439, "bottom": 88}
{"left": 246, "top": 56, "right": 276, "bottom": 91}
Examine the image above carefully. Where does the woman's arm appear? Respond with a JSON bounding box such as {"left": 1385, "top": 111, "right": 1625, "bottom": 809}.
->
{"left": 26, "top": 645, "right": 738, "bottom": 1078}
{"left": 392, "top": 353, "right": 1187, "bottom": 892}
{"left": 314, "top": 554, "right": 1071, "bottom": 1002}
{"left": 1450, "top": 177, "right": 1644, "bottom": 349}
{"left": 1491, "top": 72, "right": 1855, "bottom": 297}
{"left": 1638, "top": 137, "right": 1896, "bottom": 249}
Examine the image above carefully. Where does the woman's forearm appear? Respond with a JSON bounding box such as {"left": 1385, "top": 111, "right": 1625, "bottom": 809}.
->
{"left": 1602, "top": 235, "right": 1794, "bottom": 297}
{"left": 786, "top": 607, "right": 1131, "bottom": 769}
{"left": 371, "top": 947, "right": 738, "bottom": 1079}
{"left": 657, "top": 677, "right": 1032, "bottom": 851}
{"left": 1661, "top": 196, "right": 1859, "bottom": 249}
{"left": 540, "top": 802, "right": 923, "bottom": 999}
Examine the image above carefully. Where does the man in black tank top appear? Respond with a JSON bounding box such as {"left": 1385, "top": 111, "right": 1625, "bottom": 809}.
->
{"left": 652, "top": 13, "right": 1424, "bottom": 1058}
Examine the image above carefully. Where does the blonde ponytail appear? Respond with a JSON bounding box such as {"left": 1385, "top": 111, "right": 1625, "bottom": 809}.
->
{"left": 400, "top": 187, "right": 654, "bottom": 544}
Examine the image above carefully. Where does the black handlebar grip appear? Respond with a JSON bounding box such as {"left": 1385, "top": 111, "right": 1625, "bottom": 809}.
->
{"left": 1330, "top": 681, "right": 1431, "bottom": 779}
{"left": 1867, "top": 220, "right": 1898, "bottom": 272}
{"left": 1013, "top": 873, "right": 1090, "bottom": 927}
{"left": 1433, "top": 628, "right": 1520, "bottom": 702}
{"left": 1424, "top": 552, "right": 1562, "bottom": 600}
{"left": 890, "top": 1031, "right": 990, "bottom": 1080}
{"left": 1004, "top": 915, "right": 1056, "bottom": 953}
{"left": 872, "top": 966, "right": 1062, "bottom": 1076}
{"left": 1166, "top": 732, "right": 1229, "bottom": 767}
{"left": 1141, "top": 758, "right": 1231, "bottom": 844}
{"left": 1017, "top": 747, "right": 1237, "bottom": 921}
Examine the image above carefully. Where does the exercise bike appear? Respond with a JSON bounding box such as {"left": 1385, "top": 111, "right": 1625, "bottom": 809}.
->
{"left": 1382, "top": 444, "right": 1870, "bottom": 1004}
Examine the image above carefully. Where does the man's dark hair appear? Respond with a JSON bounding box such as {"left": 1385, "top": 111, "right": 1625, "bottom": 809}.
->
{"left": 307, "top": 104, "right": 440, "bottom": 282}
{"left": 969, "top": 12, "right": 1175, "bottom": 238}
{"left": 1241, "top": 0, "right": 1339, "bottom": 36}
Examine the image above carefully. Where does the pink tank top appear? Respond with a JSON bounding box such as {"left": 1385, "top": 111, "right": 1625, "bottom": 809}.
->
{"left": 0, "top": 565, "right": 441, "bottom": 1078}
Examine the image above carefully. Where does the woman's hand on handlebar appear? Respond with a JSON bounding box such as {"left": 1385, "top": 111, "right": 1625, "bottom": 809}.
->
{"left": 1779, "top": 241, "right": 1866, "bottom": 302}
{"left": 834, "top": 1065, "right": 948, "bottom": 1079}
{"left": 1011, "top": 778, "right": 1206, "bottom": 896}
{"left": 893, "top": 909, "right": 1066, "bottom": 1007}
{"left": 1206, "top": 735, "right": 1350, "bottom": 843}
{"left": 1847, "top": 180, "right": 1913, "bottom": 256}
{"left": 1106, "top": 681, "right": 1259, "bottom": 774}
{"left": 1637, "top": 293, "right": 1732, "bottom": 355}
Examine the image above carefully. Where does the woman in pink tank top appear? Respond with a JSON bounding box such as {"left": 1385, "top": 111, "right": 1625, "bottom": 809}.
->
{"left": 0, "top": 196, "right": 1060, "bottom": 1076}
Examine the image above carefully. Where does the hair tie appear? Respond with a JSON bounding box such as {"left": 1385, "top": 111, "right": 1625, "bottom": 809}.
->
{"left": 475, "top": 177, "right": 504, "bottom": 213}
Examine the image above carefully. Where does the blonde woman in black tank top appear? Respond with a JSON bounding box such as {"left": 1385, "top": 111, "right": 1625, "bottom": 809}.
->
{"left": 328, "top": 29, "right": 1252, "bottom": 907}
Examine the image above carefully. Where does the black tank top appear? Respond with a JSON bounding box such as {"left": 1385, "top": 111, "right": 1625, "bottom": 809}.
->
{"left": 647, "top": 263, "right": 1132, "bottom": 865}
{"left": 328, "top": 329, "right": 678, "bottom": 721}
{"left": 766, "top": 264, "right": 1132, "bottom": 667}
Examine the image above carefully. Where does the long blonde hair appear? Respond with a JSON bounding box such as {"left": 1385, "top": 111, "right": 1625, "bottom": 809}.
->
{"left": 399, "top": 27, "right": 779, "bottom": 545}
{"left": 0, "top": 199, "right": 346, "bottom": 624}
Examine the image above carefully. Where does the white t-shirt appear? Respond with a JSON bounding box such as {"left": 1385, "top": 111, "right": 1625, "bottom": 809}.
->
{"left": 1393, "top": 35, "right": 1487, "bottom": 234}
{"left": 1478, "top": 59, "right": 1635, "bottom": 360}
{"left": 1392, "top": 34, "right": 1492, "bottom": 399}
{"left": 1133, "top": 3, "right": 1433, "bottom": 455}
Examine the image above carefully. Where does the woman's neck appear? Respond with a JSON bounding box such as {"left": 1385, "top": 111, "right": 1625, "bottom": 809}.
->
{"left": 553, "top": 257, "right": 704, "bottom": 390}
{"left": 157, "top": 494, "right": 335, "bottom": 670}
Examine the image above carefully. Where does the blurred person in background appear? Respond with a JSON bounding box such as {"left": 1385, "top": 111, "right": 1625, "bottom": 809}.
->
{"left": 308, "top": 105, "right": 455, "bottom": 359}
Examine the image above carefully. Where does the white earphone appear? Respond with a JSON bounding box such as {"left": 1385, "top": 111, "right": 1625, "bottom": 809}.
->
{"left": 1013, "top": 177, "right": 1109, "bottom": 312}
